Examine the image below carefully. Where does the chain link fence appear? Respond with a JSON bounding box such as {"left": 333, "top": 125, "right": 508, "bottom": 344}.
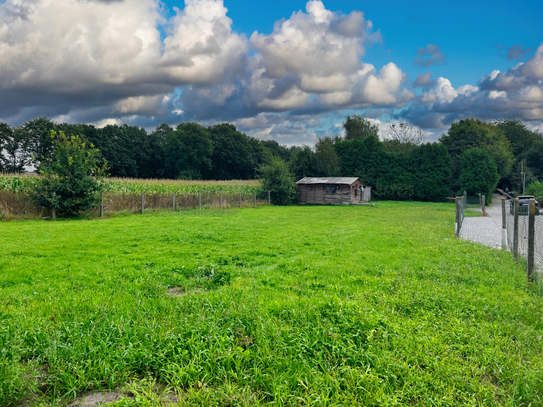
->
{"left": 505, "top": 197, "right": 541, "bottom": 280}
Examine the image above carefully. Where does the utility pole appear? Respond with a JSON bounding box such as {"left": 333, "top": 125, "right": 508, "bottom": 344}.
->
{"left": 521, "top": 161, "right": 526, "bottom": 195}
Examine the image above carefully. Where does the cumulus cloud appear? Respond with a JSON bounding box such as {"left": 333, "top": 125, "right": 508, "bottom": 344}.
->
{"left": 400, "top": 43, "right": 543, "bottom": 128}
{"left": 178, "top": 1, "right": 413, "bottom": 124}
{"left": 496, "top": 43, "right": 534, "bottom": 60}
{"left": 413, "top": 72, "right": 435, "bottom": 88}
{"left": 0, "top": 0, "right": 246, "bottom": 123}
{"left": 414, "top": 43, "right": 446, "bottom": 67}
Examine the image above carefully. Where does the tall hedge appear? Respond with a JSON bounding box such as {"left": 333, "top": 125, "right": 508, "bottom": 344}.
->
{"left": 335, "top": 137, "right": 451, "bottom": 202}
{"left": 459, "top": 148, "right": 499, "bottom": 204}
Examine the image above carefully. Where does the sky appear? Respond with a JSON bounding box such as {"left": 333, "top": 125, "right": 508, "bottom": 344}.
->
{"left": 0, "top": 0, "right": 542, "bottom": 145}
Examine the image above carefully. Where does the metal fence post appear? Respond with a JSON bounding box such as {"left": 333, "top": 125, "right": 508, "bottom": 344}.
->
{"left": 481, "top": 194, "right": 486, "bottom": 216}
{"left": 141, "top": 191, "right": 145, "bottom": 214}
{"left": 199, "top": 191, "right": 201, "bottom": 210}
{"left": 254, "top": 191, "right": 257, "bottom": 207}
{"left": 502, "top": 198, "right": 507, "bottom": 250}
{"left": 513, "top": 198, "right": 519, "bottom": 260}
{"left": 528, "top": 199, "right": 535, "bottom": 282}
{"left": 220, "top": 191, "right": 223, "bottom": 209}
{"left": 100, "top": 192, "right": 104, "bottom": 217}
{"left": 239, "top": 191, "right": 242, "bottom": 208}
{"left": 455, "top": 197, "right": 460, "bottom": 237}
{"left": 268, "top": 191, "right": 271, "bottom": 206}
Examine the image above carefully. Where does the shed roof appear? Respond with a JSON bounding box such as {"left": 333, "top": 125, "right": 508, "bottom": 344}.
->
{"left": 296, "top": 177, "right": 361, "bottom": 185}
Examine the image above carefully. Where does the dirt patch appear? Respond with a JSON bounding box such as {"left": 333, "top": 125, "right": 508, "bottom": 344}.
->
{"left": 167, "top": 287, "right": 204, "bottom": 297}
{"left": 67, "top": 391, "right": 126, "bottom": 407}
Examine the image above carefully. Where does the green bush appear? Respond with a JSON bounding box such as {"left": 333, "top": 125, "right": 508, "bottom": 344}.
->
{"left": 259, "top": 159, "right": 297, "bottom": 205}
{"left": 32, "top": 130, "right": 106, "bottom": 216}
{"left": 526, "top": 181, "right": 543, "bottom": 201}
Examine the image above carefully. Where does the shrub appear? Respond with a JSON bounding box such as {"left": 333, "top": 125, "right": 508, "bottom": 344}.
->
{"left": 32, "top": 130, "right": 106, "bottom": 216}
{"left": 259, "top": 159, "right": 297, "bottom": 205}
{"left": 526, "top": 181, "right": 543, "bottom": 201}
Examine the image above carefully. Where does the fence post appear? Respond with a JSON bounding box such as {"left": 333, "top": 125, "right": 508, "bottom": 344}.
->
{"left": 513, "top": 198, "right": 519, "bottom": 260}
{"left": 481, "top": 194, "right": 486, "bottom": 216}
{"left": 141, "top": 191, "right": 145, "bottom": 214}
{"left": 52, "top": 192, "right": 56, "bottom": 220}
{"left": 254, "top": 191, "right": 257, "bottom": 207}
{"left": 455, "top": 197, "right": 459, "bottom": 238}
{"left": 268, "top": 191, "right": 271, "bottom": 206}
{"left": 528, "top": 199, "right": 536, "bottom": 282}
{"left": 220, "top": 191, "right": 223, "bottom": 209}
{"left": 173, "top": 189, "right": 179, "bottom": 211}
{"left": 199, "top": 191, "right": 202, "bottom": 210}
{"left": 501, "top": 198, "right": 507, "bottom": 250}
{"left": 239, "top": 191, "right": 242, "bottom": 208}
{"left": 100, "top": 192, "right": 104, "bottom": 217}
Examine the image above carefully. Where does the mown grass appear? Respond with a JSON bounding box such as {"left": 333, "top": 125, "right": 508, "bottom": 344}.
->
{"left": 1, "top": 202, "right": 542, "bottom": 406}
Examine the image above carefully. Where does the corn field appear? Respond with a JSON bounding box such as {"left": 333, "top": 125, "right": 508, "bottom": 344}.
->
{"left": 0, "top": 174, "right": 265, "bottom": 218}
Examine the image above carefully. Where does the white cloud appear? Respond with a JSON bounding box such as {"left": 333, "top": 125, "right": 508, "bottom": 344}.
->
{"left": 401, "top": 44, "right": 543, "bottom": 128}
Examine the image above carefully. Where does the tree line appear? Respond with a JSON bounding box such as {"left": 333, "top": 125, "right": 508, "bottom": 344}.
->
{"left": 1, "top": 115, "right": 542, "bottom": 204}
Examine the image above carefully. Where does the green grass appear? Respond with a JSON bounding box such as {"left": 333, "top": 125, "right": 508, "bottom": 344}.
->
{"left": 1, "top": 202, "right": 543, "bottom": 406}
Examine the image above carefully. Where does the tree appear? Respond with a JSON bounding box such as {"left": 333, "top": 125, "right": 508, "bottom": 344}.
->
{"left": 314, "top": 135, "right": 341, "bottom": 176}
{"left": 163, "top": 123, "right": 212, "bottom": 179}
{"left": 495, "top": 119, "right": 542, "bottom": 158}
{"left": 526, "top": 142, "right": 543, "bottom": 181}
{"left": 261, "top": 140, "right": 292, "bottom": 162}
{"left": 147, "top": 123, "right": 172, "bottom": 178}
{"left": 259, "top": 159, "right": 297, "bottom": 205}
{"left": 289, "top": 145, "right": 320, "bottom": 180}
{"left": 439, "top": 118, "right": 513, "bottom": 188}
{"left": 382, "top": 120, "right": 429, "bottom": 155}
{"left": 343, "top": 115, "right": 379, "bottom": 141}
{"left": 32, "top": 131, "right": 106, "bottom": 216}
{"left": 19, "top": 117, "right": 56, "bottom": 170}
{"left": 206, "top": 123, "right": 253, "bottom": 180}
{"left": 0, "top": 124, "right": 30, "bottom": 173}
{"left": 459, "top": 148, "right": 499, "bottom": 204}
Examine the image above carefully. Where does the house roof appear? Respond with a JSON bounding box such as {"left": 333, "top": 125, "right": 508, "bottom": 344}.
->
{"left": 296, "top": 177, "right": 361, "bottom": 185}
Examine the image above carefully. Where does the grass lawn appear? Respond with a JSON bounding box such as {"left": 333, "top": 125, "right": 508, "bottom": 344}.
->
{"left": 1, "top": 202, "right": 542, "bottom": 406}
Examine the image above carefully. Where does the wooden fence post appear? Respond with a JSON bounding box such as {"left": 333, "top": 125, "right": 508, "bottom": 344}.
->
{"left": 528, "top": 199, "right": 535, "bottom": 282}
{"left": 173, "top": 189, "right": 179, "bottom": 211}
{"left": 254, "top": 191, "right": 257, "bottom": 207}
{"left": 239, "top": 191, "right": 242, "bottom": 208}
{"left": 141, "top": 191, "right": 145, "bottom": 214}
{"left": 513, "top": 198, "right": 519, "bottom": 260}
{"left": 52, "top": 192, "right": 56, "bottom": 220}
{"left": 100, "top": 192, "right": 104, "bottom": 217}
{"left": 268, "top": 190, "right": 271, "bottom": 206}
{"left": 220, "top": 191, "right": 223, "bottom": 209}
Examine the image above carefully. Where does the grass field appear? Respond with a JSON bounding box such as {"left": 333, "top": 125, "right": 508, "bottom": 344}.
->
{"left": 1, "top": 203, "right": 543, "bottom": 406}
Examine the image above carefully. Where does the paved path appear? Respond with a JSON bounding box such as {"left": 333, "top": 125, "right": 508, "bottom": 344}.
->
{"left": 459, "top": 194, "right": 506, "bottom": 250}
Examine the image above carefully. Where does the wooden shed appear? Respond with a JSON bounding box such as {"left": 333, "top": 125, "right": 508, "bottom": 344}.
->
{"left": 297, "top": 177, "right": 370, "bottom": 205}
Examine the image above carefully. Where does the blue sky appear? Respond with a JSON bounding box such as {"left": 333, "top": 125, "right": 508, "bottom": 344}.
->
{"left": 0, "top": 0, "right": 542, "bottom": 144}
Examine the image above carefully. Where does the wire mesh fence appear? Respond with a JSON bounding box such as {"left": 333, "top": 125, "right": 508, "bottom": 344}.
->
{"left": 505, "top": 197, "right": 542, "bottom": 280}
{"left": 1, "top": 190, "right": 272, "bottom": 219}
